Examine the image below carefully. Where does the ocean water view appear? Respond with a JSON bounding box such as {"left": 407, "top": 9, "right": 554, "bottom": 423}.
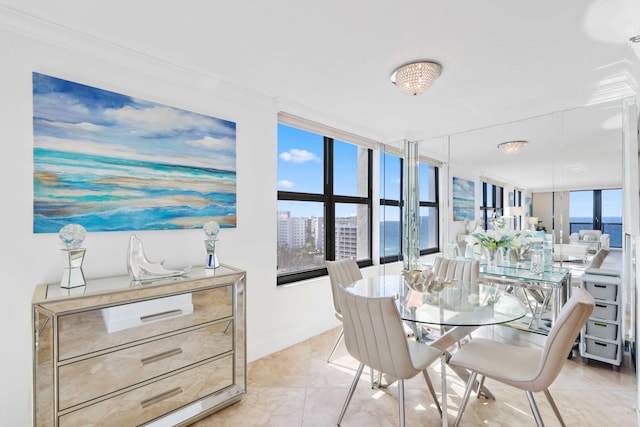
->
{"left": 570, "top": 216, "right": 623, "bottom": 248}
{"left": 34, "top": 148, "right": 236, "bottom": 233}
{"left": 32, "top": 72, "right": 238, "bottom": 233}
{"left": 380, "top": 218, "right": 434, "bottom": 256}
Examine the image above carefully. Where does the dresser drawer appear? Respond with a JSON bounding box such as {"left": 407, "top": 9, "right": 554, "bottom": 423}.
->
{"left": 58, "top": 286, "right": 232, "bottom": 360}
{"left": 59, "top": 321, "right": 232, "bottom": 410}
{"left": 59, "top": 355, "right": 233, "bottom": 427}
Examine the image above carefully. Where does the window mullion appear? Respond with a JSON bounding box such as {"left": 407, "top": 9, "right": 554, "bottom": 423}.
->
{"left": 325, "top": 137, "right": 335, "bottom": 261}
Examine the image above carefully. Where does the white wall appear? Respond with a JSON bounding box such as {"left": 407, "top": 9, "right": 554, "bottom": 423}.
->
{"left": 0, "top": 21, "right": 343, "bottom": 425}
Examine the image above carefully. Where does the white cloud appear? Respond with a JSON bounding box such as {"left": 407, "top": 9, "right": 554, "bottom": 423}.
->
{"left": 104, "top": 105, "right": 233, "bottom": 137}
{"left": 279, "top": 148, "right": 320, "bottom": 163}
{"left": 39, "top": 120, "right": 104, "bottom": 133}
{"left": 34, "top": 135, "right": 235, "bottom": 171}
{"left": 278, "top": 180, "right": 295, "bottom": 189}
{"left": 185, "top": 136, "right": 235, "bottom": 153}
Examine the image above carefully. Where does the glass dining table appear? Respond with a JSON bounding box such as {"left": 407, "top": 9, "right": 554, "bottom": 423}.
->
{"left": 346, "top": 275, "right": 526, "bottom": 427}
{"left": 479, "top": 262, "right": 572, "bottom": 333}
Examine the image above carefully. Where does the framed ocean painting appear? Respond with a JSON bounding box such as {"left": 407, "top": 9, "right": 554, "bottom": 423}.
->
{"left": 32, "top": 72, "right": 236, "bottom": 233}
{"left": 452, "top": 177, "right": 475, "bottom": 222}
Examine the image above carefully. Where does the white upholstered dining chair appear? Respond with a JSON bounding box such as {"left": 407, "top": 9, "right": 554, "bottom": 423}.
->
{"left": 449, "top": 287, "right": 594, "bottom": 427}
{"left": 431, "top": 256, "right": 480, "bottom": 342}
{"left": 431, "top": 256, "right": 480, "bottom": 283}
{"left": 335, "top": 285, "right": 443, "bottom": 426}
{"left": 325, "top": 259, "right": 363, "bottom": 363}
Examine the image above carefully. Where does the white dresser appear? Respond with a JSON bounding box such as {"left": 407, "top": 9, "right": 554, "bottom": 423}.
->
{"left": 32, "top": 265, "right": 246, "bottom": 426}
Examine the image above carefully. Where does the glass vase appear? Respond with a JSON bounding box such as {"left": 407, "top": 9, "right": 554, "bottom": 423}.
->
{"left": 485, "top": 247, "right": 497, "bottom": 270}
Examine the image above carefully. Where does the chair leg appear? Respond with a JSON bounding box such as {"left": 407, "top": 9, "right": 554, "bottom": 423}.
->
{"left": 475, "top": 375, "right": 486, "bottom": 398}
{"left": 327, "top": 328, "right": 344, "bottom": 363}
{"left": 453, "top": 371, "right": 477, "bottom": 427}
{"left": 422, "top": 370, "right": 442, "bottom": 417}
{"left": 398, "top": 379, "right": 406, "bottom": 427}
{"left": 337, "top": 362, "right": 364, "bottom": 426}
{"left": 543, "top": 389, "right": 566, "bottom": 427}
{"left": 525, "top": 390, "right": 545, "bottom": 427}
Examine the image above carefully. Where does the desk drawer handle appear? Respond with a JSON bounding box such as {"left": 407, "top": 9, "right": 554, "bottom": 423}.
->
{"left": 141, "top": 348, "right": 183, "bottom": 366}
{"left": 140, "top": 387, "right": 183, "bottom": 408}
{"left": 140, "top": 309, "right": 183, "bottom": 323}
{"left": 592, "top": 322, "right": 608, "bottom": 328}
{"left": 593, "top": 284, "right": 607, "bottom": 288}
{"left": 595, "top": 303, "right": 607, "bottom": 308}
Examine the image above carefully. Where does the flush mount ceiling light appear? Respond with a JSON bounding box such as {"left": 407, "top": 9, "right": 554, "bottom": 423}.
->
{"left": 497, "top": 140, "right": 528, "bottom": 155}
{"left": 390, "top": 61, "right": 442, "bottom": 96}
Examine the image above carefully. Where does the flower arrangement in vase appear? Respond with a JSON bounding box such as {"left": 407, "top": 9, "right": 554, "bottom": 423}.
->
{"left": 466, "top": 226, "right": 534, "bottom": 268}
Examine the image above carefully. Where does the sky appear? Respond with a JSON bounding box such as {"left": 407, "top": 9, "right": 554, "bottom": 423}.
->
{"left": 33, "top": 72, "right": 237, "bottom": 172}
{"left": 278, "top": 124, "right": 620, "bottom": 222}
{"left": 569, "top": 189, "right": 622, "bottom": 219}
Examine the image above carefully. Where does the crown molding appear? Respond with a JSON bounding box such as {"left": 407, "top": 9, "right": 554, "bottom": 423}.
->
{"left": 0, "top": 5, "right": 276, "bottom": 111}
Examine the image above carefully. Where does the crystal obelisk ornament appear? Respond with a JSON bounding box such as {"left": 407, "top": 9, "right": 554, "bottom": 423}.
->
{"left": 203, "top": 221, "right": 220, "bottom": 269}
{"left": 59, "top": 224, "right": 87, "bottom": 288}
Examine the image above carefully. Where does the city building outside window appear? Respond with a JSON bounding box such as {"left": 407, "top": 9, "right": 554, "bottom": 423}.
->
{"left": 277, "top": 123, "right": 372, "bottom": 285}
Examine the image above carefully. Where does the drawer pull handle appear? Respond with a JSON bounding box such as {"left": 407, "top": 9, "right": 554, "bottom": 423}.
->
{"left": 595, "top": 304, "right": 607, "bottom": 308}
{"left": 594, "top": 341, "right": 607, "bottom": 347}
{"left": 141, "top": 348, "right": 183, "bottom": 366}
{"left": 593, "top": 284, "right": 607, "bottom": 288}
{"left": 140, "top": 309, "right": 183, "bottom": 323}
{"left": 140, "top": 387, "right": 183, "bottom": 408}
{"left": 593, "top": 322, "right": 608, "bottom": 328}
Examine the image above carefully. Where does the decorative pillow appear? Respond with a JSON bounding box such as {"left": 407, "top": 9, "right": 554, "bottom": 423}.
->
{"left": 583, "top": 232, "right": 597, "bottom": 242}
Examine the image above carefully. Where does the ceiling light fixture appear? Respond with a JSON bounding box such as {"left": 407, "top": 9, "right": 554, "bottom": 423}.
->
{"left": 497, "top": 140, "right": 528, "bottom": 155}
{"left": 390, "top": 61, "right": 442, "bottom": 96}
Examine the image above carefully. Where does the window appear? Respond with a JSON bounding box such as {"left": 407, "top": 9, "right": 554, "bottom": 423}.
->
{"left": 419, "top": 162, "right": 439, "bottom": 253}
{"left": 479, "top": 181, "right": 504, "bottom": 229}
{"left": 380, "top": 152, "right": 439, "bottom": 264}
{"left": 277, "top": 123, "right": 372, "bottom": 284}
{"left": 569, "top": 189, "right": 622, "bottom": 248}
{"left": 380, "top": 152, "right": 402, "bottom": 262}
{"left": 512, "top": 188, "right": 523, "bottom": 228}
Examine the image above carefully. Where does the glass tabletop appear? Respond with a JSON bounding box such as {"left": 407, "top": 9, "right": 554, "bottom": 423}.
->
{"left": 479, "top": 263, "right": 570, "bottom": 286}
{"left": 346, "top": 276, "right": 527, "bottom": 327}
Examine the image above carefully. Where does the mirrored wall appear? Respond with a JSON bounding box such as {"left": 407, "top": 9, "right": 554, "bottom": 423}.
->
{"left": 378, "top": 97, "right": 632, "bottom": 283}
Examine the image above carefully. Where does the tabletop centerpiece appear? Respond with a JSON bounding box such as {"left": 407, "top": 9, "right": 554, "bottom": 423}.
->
{"left": 466, "top": 217, "right": 535, "bottom": 268}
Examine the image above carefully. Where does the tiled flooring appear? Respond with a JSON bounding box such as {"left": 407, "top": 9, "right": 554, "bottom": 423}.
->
{"left": 196, "top": 250, "right": 636, "bottom": 426}
{"left": 194, "top": 326, "right": 636, "bottom": 426}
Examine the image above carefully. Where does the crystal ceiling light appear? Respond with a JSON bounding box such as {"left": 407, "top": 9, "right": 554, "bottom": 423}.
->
{"left": 390, "top": 61, "right": 442, "bottom": 96}
{"left": 497, "top": 140, "right": 528, "bottom": 155}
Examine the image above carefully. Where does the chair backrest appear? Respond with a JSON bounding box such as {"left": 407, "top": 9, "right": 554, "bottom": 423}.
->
{"left": 432, "top": 256, "right": 480, "bottom": 283}
{"left": 326, "top": 259, "right": 363, "bottom": 315}
{"left": 530, "top": 287, "right": 595, "bottom": 391}
{"left": 336, "top": 285, "right": 420, "bottom": 380}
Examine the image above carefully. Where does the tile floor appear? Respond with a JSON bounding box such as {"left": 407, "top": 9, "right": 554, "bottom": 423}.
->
{"left": 194, "top": 325, "right": 636, "bottom": 426}
{"left": 196, "top": 250, "right": 636, "bottom": 426}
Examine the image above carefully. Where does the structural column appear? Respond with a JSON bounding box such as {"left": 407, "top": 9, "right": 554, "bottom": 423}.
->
{"left": 403, "top": 139, "right": 420, "bottom": 271}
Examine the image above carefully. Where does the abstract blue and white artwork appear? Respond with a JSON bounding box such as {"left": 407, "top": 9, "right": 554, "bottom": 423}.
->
{"left": 452, "top": 177, "right": 475, "bottom": 222}
{"left": 33, "top": 72, "right": 236, "bottom": 233}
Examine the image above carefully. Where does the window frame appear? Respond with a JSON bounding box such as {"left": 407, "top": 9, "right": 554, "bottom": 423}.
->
{"left": 480, "top": 181, "right": 504, "bottom": 229}
{"left": 277, "top": 128, "right": 373, "bottom": 285}
{"left": 379, "top": 153, "right": 440, "bottom": 264}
